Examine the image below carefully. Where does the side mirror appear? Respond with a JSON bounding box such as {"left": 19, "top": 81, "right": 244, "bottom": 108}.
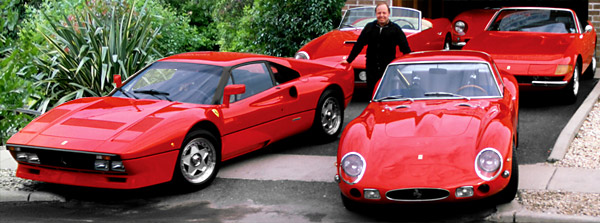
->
{"left": 585, "top": 25, "right": 594, "bottom": 33}
{"left": 222, "top": 84, "right": 246, "bottom": 108}
{"left": 113, "top": 74, "right": 123, "bottom": 88}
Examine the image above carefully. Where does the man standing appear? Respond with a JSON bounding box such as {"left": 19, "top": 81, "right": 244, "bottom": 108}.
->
{"left": 341, "top": 2, "right": 412, "bottom": 95}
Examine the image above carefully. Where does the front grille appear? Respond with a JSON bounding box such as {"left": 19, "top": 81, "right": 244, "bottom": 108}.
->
{"left": 10, "top": 146, "right": 120, "bottom": 172}
{"left": 515, "top": 76, "right": 565, "bottom": 84}
{"left": 386, "top": 188, "right": 450, "bottom": 202}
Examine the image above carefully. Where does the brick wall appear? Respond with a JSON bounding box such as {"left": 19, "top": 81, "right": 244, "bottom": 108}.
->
{"left": 590, "top": 0, "right": 600, "bottom": 54}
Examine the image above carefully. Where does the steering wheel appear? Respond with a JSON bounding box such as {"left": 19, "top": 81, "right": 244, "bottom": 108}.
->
{"left": 392, "top": 19, "right": 415, "bottom": 29}
{"left": 456, "top": 85, "right": 488, "bottom": 96}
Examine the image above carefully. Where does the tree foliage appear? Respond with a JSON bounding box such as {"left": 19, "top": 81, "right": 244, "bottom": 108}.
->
{"left": 215, "top": 0, "right": 345, "bottom": 57}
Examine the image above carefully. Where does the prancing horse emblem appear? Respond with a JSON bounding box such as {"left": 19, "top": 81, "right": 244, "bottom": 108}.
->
{"left": 413, "top": 189, "right": 423, "bottom": 199}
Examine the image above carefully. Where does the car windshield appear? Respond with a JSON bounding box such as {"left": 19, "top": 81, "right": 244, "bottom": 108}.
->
{"left": 113, "top": 62, "right": 223, "bottom": 104}
{"left": 339, "top": 7, "right": 422, "bottom": 31}
{"left": 487, "top": 9, "right": 577, "bottom": 33}
{"left": 374, "top": 62, "right": 501, "bottom": 101}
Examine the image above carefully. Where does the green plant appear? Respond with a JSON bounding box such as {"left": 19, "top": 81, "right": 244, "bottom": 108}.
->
{"left": 215, "top": 0, "right": 345, "bottom": 57}
{"left": 0, "top": 53, "right": 36, "bottom": 144}
{"left": 32, "top": 0, "right": 162, "bottom": 112}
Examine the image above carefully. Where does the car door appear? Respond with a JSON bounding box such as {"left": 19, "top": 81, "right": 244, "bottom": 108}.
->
{"left": 220, "top": 62, "right": 293, "bottom": 159}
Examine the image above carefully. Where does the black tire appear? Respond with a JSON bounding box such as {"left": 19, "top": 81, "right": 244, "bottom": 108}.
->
{"left": 583, "top": 50, "right": 597, "bottom": 80}
{"left": 312, "top": 89, "right": 344, "bottom": 142}
{"left": 341, "top": 193, "right": 364, "bottom": 212}
{"left": 492, "top": 149, "right": 519, "bottom": 204}
{"left": 562, "top": 63, "right": 579, "bottom": 104}
{"left": 172, "top": 129, "right": 220, "bottom": 190}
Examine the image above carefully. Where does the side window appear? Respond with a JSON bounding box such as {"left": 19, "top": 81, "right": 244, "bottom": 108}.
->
{"left": 269, "top": 63, "right": 300, "bottom": 85}
{"left": 230, "top": 63, "right": 274, "bottom": 101}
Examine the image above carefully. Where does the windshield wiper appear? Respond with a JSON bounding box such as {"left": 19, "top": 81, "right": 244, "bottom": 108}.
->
{"left": 116, "top": 88, "right": 138, "bottom": 99}
{"left": 133, "top": 89, "right": 173, "bottom": 102}
{"left": 340, "top": 24, "right": 354, "bottom": 28}
{"left": 373, "top": 95, "right": 414, "bottom": 102}
{"left": 424, "top": 92, "right": 470, "bottom": 100}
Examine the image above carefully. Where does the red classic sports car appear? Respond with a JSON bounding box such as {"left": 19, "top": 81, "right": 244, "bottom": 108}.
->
{"left": 295, "top": 6, "right": 451, "bottom": 86}
{"left": 6, "top": 52, "right": 354, "bottom": 189}
{"left": 464, "top": 7, "right": 597, "bottom": 103}
{"left": 335, "top": 50, "right": 519, "bottom": 210}
{"left": 451, "top": 8, "right": 498, "bottom": 48}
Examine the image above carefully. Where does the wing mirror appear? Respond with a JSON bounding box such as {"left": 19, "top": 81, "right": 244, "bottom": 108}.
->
{"left": 113, "top": 74, "right": 123, "bottom": 88}
{"left": 222, "top": 84, "right": 246, "bottom": 108}
{"left": 585, "top": 25, "right": 594, "bottom": 33}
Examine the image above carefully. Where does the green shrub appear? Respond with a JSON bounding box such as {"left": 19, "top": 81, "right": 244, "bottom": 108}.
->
{"left": 215, "top": 0, "right": 345, "bottom": 57}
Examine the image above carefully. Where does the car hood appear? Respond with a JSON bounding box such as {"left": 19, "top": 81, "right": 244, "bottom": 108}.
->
{"left": 465, "top": 31, "right": 573, "bottom": 61}
{"left": 345, "top": 99, "right": 505, "bottom": 187}
{"left": 12, "top": 97, "right": 209, "bottom": 155}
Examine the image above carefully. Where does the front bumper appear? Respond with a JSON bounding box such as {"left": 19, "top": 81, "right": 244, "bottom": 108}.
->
{"left": 11, "top": 149, "right": 179, "bottom": 189}
{"left": 336, "top": 174, "right": 511, "bottom": 204}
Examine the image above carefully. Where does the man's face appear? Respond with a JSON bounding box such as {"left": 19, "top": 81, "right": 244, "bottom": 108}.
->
{"left": 376, "top": 5, "right": 390, "bottom": 25}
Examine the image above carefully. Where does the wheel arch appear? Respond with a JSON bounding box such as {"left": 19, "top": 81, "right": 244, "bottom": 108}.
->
{"left": 188, "top": 120, "right": 222, "bottom": 148}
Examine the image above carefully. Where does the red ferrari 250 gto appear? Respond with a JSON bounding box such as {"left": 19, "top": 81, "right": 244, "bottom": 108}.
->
{"left": 6, "top": 52, "right": 354, "bottom": 189}
{"left": 336, "top": 50, "right": 519, "bottom": 210}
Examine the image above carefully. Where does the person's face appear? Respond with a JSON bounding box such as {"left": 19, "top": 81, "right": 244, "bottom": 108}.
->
{"left": 376, "top": 5, "right": 390, "bottom": 25}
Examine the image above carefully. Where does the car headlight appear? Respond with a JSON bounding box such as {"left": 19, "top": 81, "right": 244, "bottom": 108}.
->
{"left": 475, "top": 148, "right": 503, "bottom": 181}
{"left": 454, "top": 21, "right": 466, "bottom": 34}
{"left": 340, "top": 152, "right": 366, "bottom": 184}
{"left": 94, "top": 155, "right": 126, "bottom": 172}
{"left": 294, "top": 51, "right": 310, "bottom": 60}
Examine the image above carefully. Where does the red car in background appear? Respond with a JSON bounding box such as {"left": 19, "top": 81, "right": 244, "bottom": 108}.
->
{"left": 6, "top": 52, "right": 354, "bottom": 189}
{"left": 336, "top": 50, "right": 519, "bottom": 211}
{"left": 295, "top": 6, "right": 451, "bottom": 86}
{"left": 451, "top": 8, "right": 498, "bottom": 48}
{"left": 464, "top": 7, "right": 597, "bottom": 103}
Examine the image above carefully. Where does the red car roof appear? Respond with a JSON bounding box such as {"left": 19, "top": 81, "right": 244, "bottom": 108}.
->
{"left": 159, "top": 51, "right": 279, "bottom": 67}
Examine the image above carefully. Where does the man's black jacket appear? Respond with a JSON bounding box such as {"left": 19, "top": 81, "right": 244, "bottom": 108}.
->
{"left": 346, "top": 20, "right": 412, "bottom": 68}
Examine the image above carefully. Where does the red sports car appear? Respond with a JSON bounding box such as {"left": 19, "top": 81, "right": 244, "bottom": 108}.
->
{"left": 295, "top": 6, "right": 451, "bottom": 86}
{"left": 335, "top": 50, "right": 519, "bottom": 211}
{"left": 463, "top": 7, "right": 597, "bottom": 103}
{"left": 6, "top": 52, "right": 354, "bottom": 189}
{"left": 451, "top": 8, "right": 498, "bottom": 48}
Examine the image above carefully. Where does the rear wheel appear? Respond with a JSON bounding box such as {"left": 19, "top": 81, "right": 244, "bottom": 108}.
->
{"left": 312, "top": 89, "right": 344, "bottom": 142}
{"left": 173, "top": 130, "right": 220, "bottom": 190}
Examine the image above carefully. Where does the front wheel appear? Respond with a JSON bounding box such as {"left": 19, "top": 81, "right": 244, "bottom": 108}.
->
{"left": 491, "top": 148, "right": 519, "bottom": 204}
{"left": 311, "top": 89, "right": 344, "bottom": 142}
{"left": 173, "top": 130, "right": 220, "bottom": 190}
{"left": 562, "top": 63, "right": 579, "bottom": 104}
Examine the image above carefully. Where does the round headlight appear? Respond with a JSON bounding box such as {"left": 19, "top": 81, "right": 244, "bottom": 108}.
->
{"left": 454, "top": 21, "right": 466, "bottom": 34}
{"left": 294, "top": 51, "right": 310, "bottom": 60}
{"left": 475, "top": 148, "right": 503, "bottom": 181}
{"left": 340, "top": 152, "right": 366, "bottom": 184}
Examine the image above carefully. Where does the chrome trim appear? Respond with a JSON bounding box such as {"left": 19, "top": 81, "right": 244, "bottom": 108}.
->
{"left": 386, "top": 188, "right": 450, "bottom": 202}
{"left": 294, "top": 51, "right": 310, "bottom": 60}
{"left": 373, "top": 60, "right": 504, "bottom": 101}
{"left": 531, "top": 81, "right": 568, "bottom": 87}
{"left": 339, "top": 6, "right": 423, "bottom": 32}
{"left": 339, "top": 152, "right": 366, "bottom": 185}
